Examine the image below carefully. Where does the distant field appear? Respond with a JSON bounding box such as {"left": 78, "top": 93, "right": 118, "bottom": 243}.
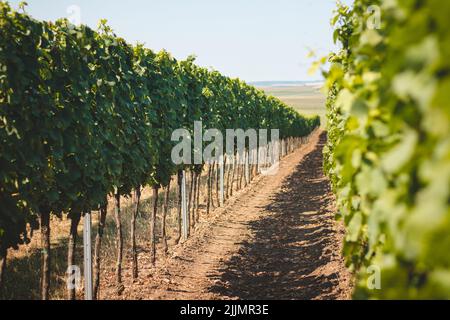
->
{"left": 259, "top": 85, "right": 327, "bottom": 127}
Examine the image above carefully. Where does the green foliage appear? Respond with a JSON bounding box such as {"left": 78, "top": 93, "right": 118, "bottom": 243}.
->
{"left": 0, "top": 2, "right": 319, "bottom": 252}
{"left": 324, "top": 0, "right": 450, "bottom": 299}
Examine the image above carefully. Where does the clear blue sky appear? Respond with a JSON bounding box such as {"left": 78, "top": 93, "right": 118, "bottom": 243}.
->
{"left": 8, "top": 0, "right": 352, "bottom": 82}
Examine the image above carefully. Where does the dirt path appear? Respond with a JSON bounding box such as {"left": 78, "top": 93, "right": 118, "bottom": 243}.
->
{"left": 103, "top": 130, "right": 352, "bottom": 300}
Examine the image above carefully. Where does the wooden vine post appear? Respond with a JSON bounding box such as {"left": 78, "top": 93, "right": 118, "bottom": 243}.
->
{"left": 83, "top": 211, "right": 93, "bottom": 300}
{"left": 219, "top": 155, "right": 224, "bottom": 207}
{"left": 181, "top": 170, "right": 189, "bottom": 241}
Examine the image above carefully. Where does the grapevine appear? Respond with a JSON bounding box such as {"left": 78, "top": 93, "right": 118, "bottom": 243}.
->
{"left": 0, "top": 2, "right": 319, "bottom": 298}
{"left": 324, "top": 0, "right": 450, "bottom": 299}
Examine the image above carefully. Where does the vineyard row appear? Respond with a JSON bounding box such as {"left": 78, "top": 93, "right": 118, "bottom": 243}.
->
{"left": 0, "top": 3, "right": 320, "bottom": 299}
{"left": 324, "top": 0, "right": 450, "bottom": 299}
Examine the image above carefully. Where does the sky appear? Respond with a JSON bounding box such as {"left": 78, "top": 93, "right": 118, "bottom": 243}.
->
{"left": 8, "top": 0, "right": 353, "bottom": 82}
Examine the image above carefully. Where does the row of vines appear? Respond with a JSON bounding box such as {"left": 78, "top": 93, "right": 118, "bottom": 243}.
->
{"left": 0, "top": 2, "right": 320, "bottom": 300}
{"left": 325, "top": 0, "right": 450, "bottom": 299}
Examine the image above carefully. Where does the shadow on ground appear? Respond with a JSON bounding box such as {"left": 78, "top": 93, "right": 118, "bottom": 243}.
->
{"left": 208, "top": 132, "right": 344, "bottom": 300}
